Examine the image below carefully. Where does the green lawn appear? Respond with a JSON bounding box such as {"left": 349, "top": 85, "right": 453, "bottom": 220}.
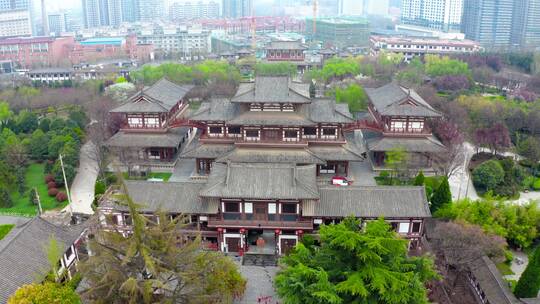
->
{"left": 0, "top": 224, "right": 14, "bottom": 240}
{"left": 0, "top": 163, "right": 68, "bottom": 216}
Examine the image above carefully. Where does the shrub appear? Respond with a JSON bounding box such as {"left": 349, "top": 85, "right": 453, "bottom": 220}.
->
{"left": 472, "top": 160, "right": 505, "bottom": 191}
{"left": 29, "top": 188, "right": 38, "bottom": 205}
{"left": 0, "top": 187, "right": 13, "bottom": 208}
{"left": 533, "top": 178, "right": 540, "bottom": 190}
{"left": 431, "top": 177, "right": 452, "bottom": 213}
{"left": 47, "top": 181, "right": 57, "bottom": 189}
{"left": 44, "top": 160, "right": 54, "bottom": 174}
{"left": 48, "top": 188, "right": 59, "bottom": 197}
{"left": 105, "top": 174, "right": 117, "bottom": 186}
{"left": 45, "top": 174, "right": 55, "bottom": 183}
{"left": 413, "top": 171, "right": 425, "bottom": 186}
{"left": 514, "top": 247, "right": 540, "bottom": 298}
{"left": 94, "top": 180, "right": 106, "bottom": 196}
{"left": 55, "top": 192, "right": 68, "bottom": 202}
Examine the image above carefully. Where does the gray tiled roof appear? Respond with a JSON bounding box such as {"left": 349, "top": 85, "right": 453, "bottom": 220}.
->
{"left": 265, "top": 40, "right": 306, "bottom": 50}
{"left": 307, "top": 99, "right": 355, "bottom": 123}
{"left": 189, "top": 98, "right": 240, "bottom": 122}
{"left": 118, "top": 181, "right": 219, "bottom": 214}
{"left": 181, "top": 143, "right": 235, "bottom": 159}
{"left": 216, "top": 147, "right": 325, "bottom": 164}
{"left": 200, "top": 162, "right": 319, "bottom": 200}
{"left": 228, "top": 111, "right": 316, "bottom": 126}
{"left": 468, "top": 256, "right": 522, "bottom": 304}
{"left": 365, "top": 83, "right": 441, "bottom": 117}
{"left": 307, "top": 145, "right": 364, "bottom": 161}
{"left": 110, "top": 78, "right": 193, "bottom": 113}
{"left": 106, "top": 128, "right": 189, "bottom": 148}
{"left": 231, "top": 77, "right": 311, "bottom": 104}
{"left": 303, "top": 186, "right": 431, "bottom": 218}
{"left": 0, "top": 217, "right": 86, "bottom": 303}
{"left": 366, "top": 135, "right": 446, "bottom": 153}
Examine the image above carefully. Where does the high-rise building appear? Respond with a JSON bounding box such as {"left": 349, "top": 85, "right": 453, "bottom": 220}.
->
{"left": 401, "top": 0, "right": 463, "bottom": 32}
{"left": 138, "top": 0, "right": 164, "bottom": 21}
{"left": 48, "top": 13, "right": 65, "bottom": 35}
{"left": 511, "top": 0, "right": 540, "bottom": 49}
{"left": 0, "top": 9, "right": 32, "bottom": 37}
{"left": 222, "top": 0, "right": 252, "bottom": 18}
{"left": 82, "top": 0, "right": 101, "bottom": 28}
{"left": 121, "top": 0, "right": 138, "bottom": 22}
{"left": 461, "top": 0, "right": 514, "bottom": 48}
{"left": 170, "top": 1, "right": 219, "bottom": 21}
{"left": 82, "top": 0, "right": 122, "bottom": 28}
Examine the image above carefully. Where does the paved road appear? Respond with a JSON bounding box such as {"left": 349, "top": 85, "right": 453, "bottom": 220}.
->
{"left": 66, "top": 142, "right": 98, "bottom": 215}
{"left": 505, "top": 250, "right": 528, "bottom": 281}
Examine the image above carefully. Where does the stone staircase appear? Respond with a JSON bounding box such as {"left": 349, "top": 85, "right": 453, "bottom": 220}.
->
{"left": 242, "top": 252, "right": 278, "bottom": 267}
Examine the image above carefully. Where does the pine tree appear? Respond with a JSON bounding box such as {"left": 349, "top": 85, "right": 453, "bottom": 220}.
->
{"left": 414, "top": 171, "right": 425, "bottom": 186}
{"left": 309, "top": 81, "right": 316, "bottom": 98}
{"left": 275, "top": 217, "right": 439, "bottom": 304}
{"left": 431, "top": 177, "right": 451, "bottom": 213}
{"left": 515, "top": 247, "right": 540, "bottom": 298}
{"left": 80, "top": 177, "right": 246, "bottom": 303}
{"left": 0, "top": 187, "right": 13, "bottom": 208}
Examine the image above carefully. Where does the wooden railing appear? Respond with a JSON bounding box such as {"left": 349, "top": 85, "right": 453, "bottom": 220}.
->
{"left": 208, "top": 218, "right": 313, "bottom": 229}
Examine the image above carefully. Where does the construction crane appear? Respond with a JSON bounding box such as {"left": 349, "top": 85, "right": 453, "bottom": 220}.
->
{"left": 312, "top": 0, "right": 318, "bottom": 36}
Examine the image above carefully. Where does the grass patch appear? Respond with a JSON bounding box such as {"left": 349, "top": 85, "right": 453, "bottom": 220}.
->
{"left": 496, "top": 262, "right": 515, "bottom": 276}
{"left": 0, "top": 163, "right": 67, "bottom": 216}
{"left": 0, "top": 224, "right": 14, "bottom": 240}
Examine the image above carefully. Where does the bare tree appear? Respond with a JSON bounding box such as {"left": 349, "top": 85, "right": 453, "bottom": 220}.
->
{"left": 429, "top": 220, "right": 506, "bottom": 283}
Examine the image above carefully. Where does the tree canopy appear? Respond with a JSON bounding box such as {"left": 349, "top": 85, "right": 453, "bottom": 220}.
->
{"left": 435, "top": 198, "right": 540, "bottom": 248}
{"left": 8, "top": 282, "right": 80, "bottom": 304}
{"left": 255, "top": 62, "right": 296, "bottom": 76}
{"left": 275, "top": 217, "right": 438, "bottom": 304}
{"left": 80, "top": 179, "right": 246, "bottom": 304}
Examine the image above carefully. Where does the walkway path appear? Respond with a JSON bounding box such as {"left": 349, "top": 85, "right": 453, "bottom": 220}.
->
{"left": 505, "top": 250, "right": 528, "bottom": 282}
{"left": 448, "top": 142, "right": 540, "bottom": 204}
{"left": 66, "top": 142, "right": 99, "bottom": 215}
{"left": 236, "top": 264, "right": 279, "bottom": 304}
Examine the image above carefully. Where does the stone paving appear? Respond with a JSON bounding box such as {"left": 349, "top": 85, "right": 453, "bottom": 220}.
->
{"left": 236, "top": 263, "right": 280, "bottom": 304}
{"left": 67, "top": 141, "right": 99, "bottom": 215}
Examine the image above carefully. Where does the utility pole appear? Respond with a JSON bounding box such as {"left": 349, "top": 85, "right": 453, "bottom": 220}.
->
{"left": 35, "top": 187, "right": 43, "bottom": 215}
{"left": 59, "top": 154, "right": 73, "bottom": 217}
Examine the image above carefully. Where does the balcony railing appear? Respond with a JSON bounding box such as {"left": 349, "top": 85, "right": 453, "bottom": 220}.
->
{"left": 208, "top": 217, "right": 313, "bottom": 229}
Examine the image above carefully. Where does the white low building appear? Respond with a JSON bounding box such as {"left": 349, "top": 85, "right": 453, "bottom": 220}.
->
{"left": 370, "top": 35, "right": 482, "bottom": 61}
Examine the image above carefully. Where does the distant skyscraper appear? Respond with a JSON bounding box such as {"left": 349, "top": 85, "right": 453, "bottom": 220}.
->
{"left": 170, "top": 1, "right": 219, "bottom": 21}
{"left": 138, "top": 0, "right": 164, "bottom": 21}
{"left": 121, "top": 0, "right": 138, "bottom": 22}
{"left": 401, "top": 0, "right": 463, "bottom": 32}
{"left": 0, "top": 9, "right": 32, "bottom": 37}
{"left": 82, "top": 0, "right": 122, "bottom": 28}
{"left": 222, "top": 0, "right": 252, "bottom": 18}
{"left": 511, "top": 0, "right": 540, "bottom": 49}
{"left": 48, "top": 13, "right": 64, "bottom": 35}
{"left": 82, "top": 0, "right": 101, "bottom": 28}
{"left": 461, "top": 0, "right": 514, "bottom": 48}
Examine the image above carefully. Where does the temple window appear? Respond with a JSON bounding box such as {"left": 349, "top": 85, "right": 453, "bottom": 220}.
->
{"left": 262, "top": 103, "right": 281, "bottom": 112}
{"left": 303, "top": 127, "right": 317, "bottom": 138}
{"left": 148, "top": 149, "right": 161, "bottom": 160}
{"left": 282, "top": 103, "right": 294, "bottom": 112}
{"left": 321, "top": 127, "right": 337, "bottom": 139}
{"left": 245, "top": 129, "right": 260, "bottom": 141}
{"left": 390, "top": 120, "right": 406, "bottom": 132}
{"left": 127, "top": 116, "right": 143, "bottom": 128}
{"left": 408, "top": 120, "right": 424, "bottom": 133}
{"left": 283, "top": 130, "right": 299, "bottom": 142}
{"left": 412, "top": 222, "right": 421, "bottom": 233}
{"left": 223, "top": 202, "right": 241, "bottom": 220}
{"left": 281, "top": 203, "right": 298, "bottom": 222}
{"left": 208, "top": 126, "right": 223, "bottom": 137}
{"left": 227, "top": 126, "right": 242, "bottom": 137}
{"left": 250, "top": 103, "right": 262, "bottom": 111}
{"left": 144, "top": 117, "right": 159, "bottom": 128}
{"left": 319, "top": 164, "right": 336, "bottom": 174}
